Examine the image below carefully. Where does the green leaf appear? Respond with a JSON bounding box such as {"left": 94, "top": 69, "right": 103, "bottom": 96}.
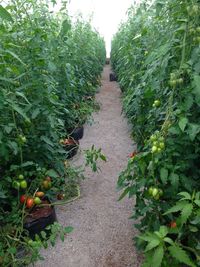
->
{"left": 118, "top": 187, "right": 131, "bottom": 201}
{"left": 181, "top": 203, "right": 193, "bottom": 224}
{"left": 194, "top": 200, "right": 200, "bottom": 207}
{"left": 32, "top": 108, "right": 41, "bottom": 119}
{"left": 145, "top": 239, "right": 160, "bottom": 252}
{"left": 163, "top": 201, "right": 187, "bottom": 215}
{"left": 178, "top": 117, "right": 188, "bottom": 132}
{"left": 160, "top": 168, "right": 168, "bottom": 184}
{"left": 41, "top": 136, "right": 54, "bottom": 147}
{"left": 46, "top": 169, "right": 59, "bottom": 178}
{"left": 187, "top": 123, "right": 200, "bottom": 141}
{"left": 100, "top": 154, "right": 107, "bottom": 161}
{"left": 193, "top": 74, "right": 200, "bottom": 102}
{"left": 8, "top": 102, "right": 29, "bottom": 121}
{"left": 60, "top": 232, "right": 64, "bottom": 242}
{"left": 0, "top": 5, "right": 13, "bottom": 22}
{"left": 64, "top": 226, "right": 73, "bottom": 233}
{"left": 168, "top": 245, "right": 195, "bottom": 267}
{"left": 152, "top": 245, "right": 164, "bottom": 267}
{"left": 169, "top": 173, "right": 179, "bottom": 189}
{"left": 178, "top": 192, "right": 191, "bottom": 200}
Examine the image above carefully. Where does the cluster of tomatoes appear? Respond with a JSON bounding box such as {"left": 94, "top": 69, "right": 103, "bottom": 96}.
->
{"left": 148, "top": 186, "right": 163, "bottom": 200}
{"left": 186, "top": 4, "right": 199, "bottom": 17}
{"left": 150, "top": 131, "right": 165, "bottom": 154}
{"left": 169, "top": 72, "right": 183, "bottom": 88}
{"left": 152, "top": 99, "right": 161, "bottom": 108}
{"left": 18, "top": 176, "right": 52, "bottom": 208}
{"left": 20, "top": 191, "right": 44, "bottom": 209}
{"left": 12, "top": 174, "right": 27, "bottom": 190}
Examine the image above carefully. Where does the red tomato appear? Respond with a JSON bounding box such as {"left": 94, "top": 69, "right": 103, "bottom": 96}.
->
{"left": 20, "top": 195, "right": 27, "bottom": 204}
{"left": 170, "top": 221, "right": 177, "bottom": 228}
{"left": 26, "top": 198, "right": 34, "bottom": 209}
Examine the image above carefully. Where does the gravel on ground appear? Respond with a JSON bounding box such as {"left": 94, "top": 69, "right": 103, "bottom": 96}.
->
{"left": 35, "top": 65, "right": 142, "bottom": 267}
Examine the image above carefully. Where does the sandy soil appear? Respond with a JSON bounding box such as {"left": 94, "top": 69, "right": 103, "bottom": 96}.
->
{"left": 35, "top": 65, "right": 142, "bottom": 267}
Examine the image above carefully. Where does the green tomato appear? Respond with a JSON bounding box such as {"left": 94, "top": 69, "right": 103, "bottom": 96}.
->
{"left": 159, "top": 142, "right": 165, "bottom": 149}
{"left": 177, "top": 78, "right": 183, "bottom": 85}
{"left": 152, "top": 188, "right": 159, "bottom": 197}
{"left": 196, "top": 27, "right": 200, "bottom": 33}
{"left": 151, "top": 146, "right": 157, "bottom": 153}
{"left": 154, "top": 100, "right": 161, "bottom": 107}
{"left": 152, "top": 103, "right": 156, "bottom": 107}
{"left": 148, "top": 187, "right": 153, "bottom": 195}
{"left": 34, "top": 197, "right": 42, "bottom": 205}
{"left": 20, "top": 180, "right": 27, "bottom": 189}
{"left": 153, "top": 141, "right": 158, "bottom": 146}
{"left": 18, "top": 174, "right": 24, "bottom": 180}
{"left": 158, "top": 136, "right": 164, "bottom": 142}
{"left": 150, "top": 135, "right": 156, "bottom": 142}
{"left": 157, "top": 148, "right": 162, "bottom": 153}
{"left": 12, "top": 180, "right": 20, "bottom": 190}
{"left": 169, "top": 80, "right": 177, "bottom": 87}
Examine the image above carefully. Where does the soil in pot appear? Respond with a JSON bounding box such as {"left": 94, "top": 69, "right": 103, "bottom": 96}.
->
{"left": 24, "top": 199, "right": 57, "bottom": 239}
{"left": 70, "top": 126, "right": 84, "bottom": 140}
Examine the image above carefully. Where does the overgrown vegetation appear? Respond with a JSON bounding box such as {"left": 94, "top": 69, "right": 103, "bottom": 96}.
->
{"left": 0, "top": 0, "right": 106, "bottom": 265}
{"left": 111, "top": 0, "right": 200, "bottom": 266}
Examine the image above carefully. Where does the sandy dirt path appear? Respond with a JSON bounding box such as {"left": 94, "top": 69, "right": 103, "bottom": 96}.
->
{"left": 35, "top": 65, "right": 142, "bottom": 267}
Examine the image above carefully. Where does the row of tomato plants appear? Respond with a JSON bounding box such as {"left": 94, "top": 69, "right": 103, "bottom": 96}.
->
{"left": 111, "top": 0, "right": 200, "bottom": 266}
{"left": 0, "top": 1, "right": 106, "bottom": 266}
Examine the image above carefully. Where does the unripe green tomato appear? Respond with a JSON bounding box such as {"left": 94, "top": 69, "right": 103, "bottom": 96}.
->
{"left": 18, "top": 174, "right": 24, "bottom": 180}
{"left": 152, "top": 146, "right": 157, "bottom": 153}
{"left": 157, "top": 147, "right": 162, "bottom": 153}
{"left": 152, "top": 103, "right": 156, "bottom": 107}
{"left": 150, "top": 135, "right": 156, "bottom": 142}
{"left": 154, "top": 100, "right": 161, "bottom": 107}
{"left": 177, "top": 78, "right": 183, "bottom": 85}
{"left": 169, "top": 80, "right": 177, "bottom": 87}
{"left": 18, "top": 135, "right": 26, "bottom": 144}
{"left": 20, "top": 180, "right": 27, "bottom": 189}
{"left": 148, "top": 187, "right": 153, "bottom": 195}
{"left": 153, "top": 141, "right": 158, "bottom": 146}
{"left": 159, "top": 142, "right": 165, "bottom": 149}
{"left": 196, "top": 37, "right": 200, "bottom": 43}
{"left": 34, "top": 197, "right": 42, "bottom": 205}
{"left": 196, "top": 27, "right": 200, "bottom": 33}
{"left": 170, "top": 73, "right": 176, "bottom": 80}
{"left": 152, "top": 188, "right": 159, "bottom": 197}
{"left": 158, "top": 136, "right": 164, "bottom": 142}
{"left": 12, "top": 180, "right": 20, "bottom": 190}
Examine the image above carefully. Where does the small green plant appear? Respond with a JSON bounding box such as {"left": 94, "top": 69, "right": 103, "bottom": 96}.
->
{"left": 84, "top": 145, "right": 107, "bottom": 172}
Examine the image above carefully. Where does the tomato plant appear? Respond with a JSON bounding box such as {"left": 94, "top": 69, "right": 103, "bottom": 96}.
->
{"left": 112, "top": 0, "right": 200, "bottom": 266}
{"left": 0, "top": 0, "right": 106, "bottom": 265}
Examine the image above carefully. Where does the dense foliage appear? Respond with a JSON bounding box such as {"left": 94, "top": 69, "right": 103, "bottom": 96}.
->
{"left": 0, "top": 0, "right": 106, "bottom": 265}
{"left": 111, "top": 0, "right": 200, "bottom": 266}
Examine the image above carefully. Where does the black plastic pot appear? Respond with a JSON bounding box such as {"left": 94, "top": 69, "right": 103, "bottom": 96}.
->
{"left": 24, "top": 198, "right": 57, "bottom": 239}
{"left": 109, "top": 73, "right": 117, "bottom": 81}
{"left": 106, "top": 58, "right": 110, "bottom": 64}
{"left": 70, "top": 126, "right": 84, "bottom": 140}
{"left": 64, "top": 139, "right": 79, "bottom": 159}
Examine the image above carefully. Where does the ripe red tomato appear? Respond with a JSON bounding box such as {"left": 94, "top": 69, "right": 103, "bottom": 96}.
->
{"left": 20, "top": 195, "right": 27, "bottom": 204}
{"left": 170, "top": 221, "right": 177, "bottom": 228}
{"left": 26, "top": 198, "right": 34, "bottom": 209}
